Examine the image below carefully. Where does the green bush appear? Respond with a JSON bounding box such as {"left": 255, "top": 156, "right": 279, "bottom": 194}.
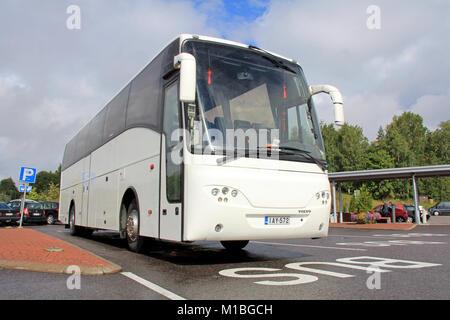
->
{"left": 350, "top": 185, "right": 373, "bottom": 213}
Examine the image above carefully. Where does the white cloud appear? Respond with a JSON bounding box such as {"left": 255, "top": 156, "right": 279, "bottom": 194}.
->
{"left": 238, "top": 0, "right": 450, "bottom": 139}
{"left": 410, "top": 88, "right": 450, "bottom": 131}
{"left": 0, "top": 0, "right": 221, "bottom": 181}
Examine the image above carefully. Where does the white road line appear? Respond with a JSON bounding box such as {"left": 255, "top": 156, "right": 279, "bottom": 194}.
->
{"left": 121, "top": 272, "right": 186, "bottom": 300}
{"left": 328, "top": 234, "right": 385, "bottom": 238}
{"left": 252, "top": 241, "right": 367, "bottom": 251}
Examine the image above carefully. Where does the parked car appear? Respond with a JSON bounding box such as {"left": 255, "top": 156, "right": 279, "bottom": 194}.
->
{"left": 7, "top": 200, "right": 46, "bottom": 224}
{"left": 40, "top": 201, "right": 59, "bottom": 224}
{"left": 403, "top": 204, "right": 431, "bottom": 223}
{"left": 7, "top": 199, "right": 39, "bottom": 209}
{"left": 0, "top": 202, "right": 20, "bottom": 225}
{"left": 372, "top": 203, "right": 411, "bottom": 222}
{"left": 428, "top": 201, "right": 450, "bottom": 216}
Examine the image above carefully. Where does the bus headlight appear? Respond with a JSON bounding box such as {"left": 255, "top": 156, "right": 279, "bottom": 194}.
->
{"left": 206, "top": 186, "right": 246, "bottom": 205}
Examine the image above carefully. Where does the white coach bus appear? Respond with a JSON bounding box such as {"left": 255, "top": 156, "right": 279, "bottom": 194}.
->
{"left": 59, "top": 34, "right": 344, "bottom": 252}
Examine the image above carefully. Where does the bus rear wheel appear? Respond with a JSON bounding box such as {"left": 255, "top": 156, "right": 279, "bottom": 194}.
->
{"left": 68, "top": 206, "right": 79, "bottom": 236}
{"left": 220, "top": 240, "right": 249, "bottom": 251}
{"left": 126, "top": 200, "right": 145, "bottom": 253}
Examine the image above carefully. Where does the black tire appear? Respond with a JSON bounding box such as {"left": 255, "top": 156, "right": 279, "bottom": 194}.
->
{"left": 220, "top": 240, "right": 249, "bottom": 251}
{"left": 126, "top": 200, "right": 145, "bottom": 253}
{"left": 68, "top": 206, "right": 80, "bottom": 236}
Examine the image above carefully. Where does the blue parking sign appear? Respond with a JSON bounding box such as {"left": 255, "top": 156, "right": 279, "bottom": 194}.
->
{"left": 19, "top": 167, "right": 37, "bottom": 183}
{"left": 19, "top": 185, "right": 32, "bottom": 193}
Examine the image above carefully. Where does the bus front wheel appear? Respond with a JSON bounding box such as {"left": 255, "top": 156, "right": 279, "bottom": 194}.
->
{"left": 220, "top": 240, "right": 249, "bottom": 251}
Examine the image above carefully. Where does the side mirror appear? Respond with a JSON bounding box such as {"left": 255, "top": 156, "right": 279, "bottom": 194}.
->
{"left": 174, "top": 53, "right": 196, "bottom": 103}
{"left": 309, "top": 85, "right": 344, "bottom": 126}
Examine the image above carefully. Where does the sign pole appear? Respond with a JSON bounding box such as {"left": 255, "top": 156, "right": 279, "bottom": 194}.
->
{"left": 412, "top": 174, "right": 421, "bottom": 224}
{"left": 19, "top": 182, "right": 28, "bottom": 228}
{"left": 18, "top": 166, "right": 37, "bottom": 228}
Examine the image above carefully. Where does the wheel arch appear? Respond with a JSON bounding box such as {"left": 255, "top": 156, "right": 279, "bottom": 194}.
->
{"left": 65, "top": 199, "right": 75, "bottom": 227}
{"left": 119, "top": 187, "right": 140, "bottom": 238}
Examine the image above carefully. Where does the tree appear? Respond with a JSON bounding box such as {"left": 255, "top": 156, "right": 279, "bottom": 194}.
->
{"left": 376, "top": 112, "right": 429, "bottom": 199}
{"left": 364, "top": 146, "right": 396, "bottom": 199}
{"left": 0, "top": 177, "right": 20, "bottom": 201}
{"left": 421, "top": 121, "right": 450, "bottom": 201}
{"left": 321, "top": 122, "right": 369, "bottom": 173}
{"left": 320, "top": 122, "right": 339, "bottom": 172}
{"left": 41, "top": 182, "right": 60, "bottom": 202}
{"left": 380, "top": 112, "right": 428, "bottom": 167}
{"left": 336, "top": 124, "right": 369, "bottom": 172}
{"left": 34, "top": 170, "right": 60, "bottom": 194}
{"left": 27, "top": 188, "right": 41, "bottom": 201}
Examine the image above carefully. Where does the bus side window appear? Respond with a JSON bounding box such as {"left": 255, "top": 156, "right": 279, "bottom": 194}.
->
{"left": 163, "top": 82, "right": 182, "bottom": 203}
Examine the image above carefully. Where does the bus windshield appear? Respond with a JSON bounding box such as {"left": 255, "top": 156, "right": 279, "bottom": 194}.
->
{"left": 183, "top": 40, "right": 326, "bottom": 163}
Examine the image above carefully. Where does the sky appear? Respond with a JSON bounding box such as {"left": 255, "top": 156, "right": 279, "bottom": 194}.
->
{"left": 0, "top": 0, "right": 449, "bottom": 182}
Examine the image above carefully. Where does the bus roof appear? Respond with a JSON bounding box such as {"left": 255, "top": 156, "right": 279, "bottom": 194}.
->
{"left": 177, "top": 34, "right": 297, "bottom": 64}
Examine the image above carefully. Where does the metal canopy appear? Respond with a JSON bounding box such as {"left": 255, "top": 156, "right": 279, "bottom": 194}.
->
{"left": 328, "top": 164, "right": 450, "bottom": 225}
{"left": 328, "top": 165, "right": 450, "bottom": 183}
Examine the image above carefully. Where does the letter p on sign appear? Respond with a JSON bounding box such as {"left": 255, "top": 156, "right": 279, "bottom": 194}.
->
{"left": 19, "top": 167, "right": 37, "bottom": 183}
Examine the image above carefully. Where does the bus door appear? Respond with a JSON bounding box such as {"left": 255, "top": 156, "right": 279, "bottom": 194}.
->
{"left": 159, "top": 80, "right": 183, "bottom": 241}
{"left": 81, "top": 156, "right": 90, "bottom": 227}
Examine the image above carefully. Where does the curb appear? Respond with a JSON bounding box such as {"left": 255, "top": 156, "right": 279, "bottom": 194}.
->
{"left": 0, "top": 259, "right": 122, "bottom": 275}
{"left": 0, "top": 228, "right": 122, "bottom": 276}
{"left": 330, "top": 223, "right": 417, "bottom": 231}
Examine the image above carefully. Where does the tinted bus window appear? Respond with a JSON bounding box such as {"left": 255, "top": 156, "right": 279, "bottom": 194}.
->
{"left": 88, "top": 107, "right": 107, "bottom": 153}
{"left": 75, "top": 125, "right": 90, "bottom": 158}
{"left": 103, "top": 85, "right": 130, "bottom": 141}
{"left": 63, "top": 135, "right": 79, "bottom": 169}
{"left": 126, "top": 53, "right": 163, "bottom": 131}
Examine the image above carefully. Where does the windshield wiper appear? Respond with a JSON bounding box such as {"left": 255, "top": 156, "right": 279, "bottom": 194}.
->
{"left": 248, "top": 45, "right": 297, "bottom": 74}
{"left": 216, "top": 148, "right": 271, "bottom": 165}
{"left": 216, "top": 149, "right": 250, "bottom": 165}
{"left": 216, "top": 146, "right": 327, "bottom": 171}
{"left": 271, "top": 146, "right": 328, "bottom": 172}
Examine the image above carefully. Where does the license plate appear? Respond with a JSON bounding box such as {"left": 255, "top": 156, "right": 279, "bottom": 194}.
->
{"left": 33, "top": 213, "right": 40, "bottom": 216}
{"left": 6, "top": 213, "right": 12, "bottom": 216}
{"left": 265, "top": 216, "right": 290, "bottom": 225}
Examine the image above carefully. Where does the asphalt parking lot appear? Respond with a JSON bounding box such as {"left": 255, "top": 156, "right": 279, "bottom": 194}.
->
{"left": 1, "top": 223, "right": 448, "bottom": 304}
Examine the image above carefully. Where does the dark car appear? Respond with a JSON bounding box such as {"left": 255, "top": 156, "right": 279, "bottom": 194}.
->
{"left": 7, "top": 199, "right": 39, "bottom": 210}
{"left": 7, "top": 200, "right": 46, "bottom": 224}
{"left": 40, "top": 201, "right": 59, "bottom": 224}
{"left": 0, "top": 202, "right": 20, "bottom": 225}
{"left": 22, "top": 202, "right": 46, "bottom": 224}
{"left": 428, "top": 201, "right": 450, "bottom": 216}
{"left": 403, "top": 204, "right": 431, "bottom": 223}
